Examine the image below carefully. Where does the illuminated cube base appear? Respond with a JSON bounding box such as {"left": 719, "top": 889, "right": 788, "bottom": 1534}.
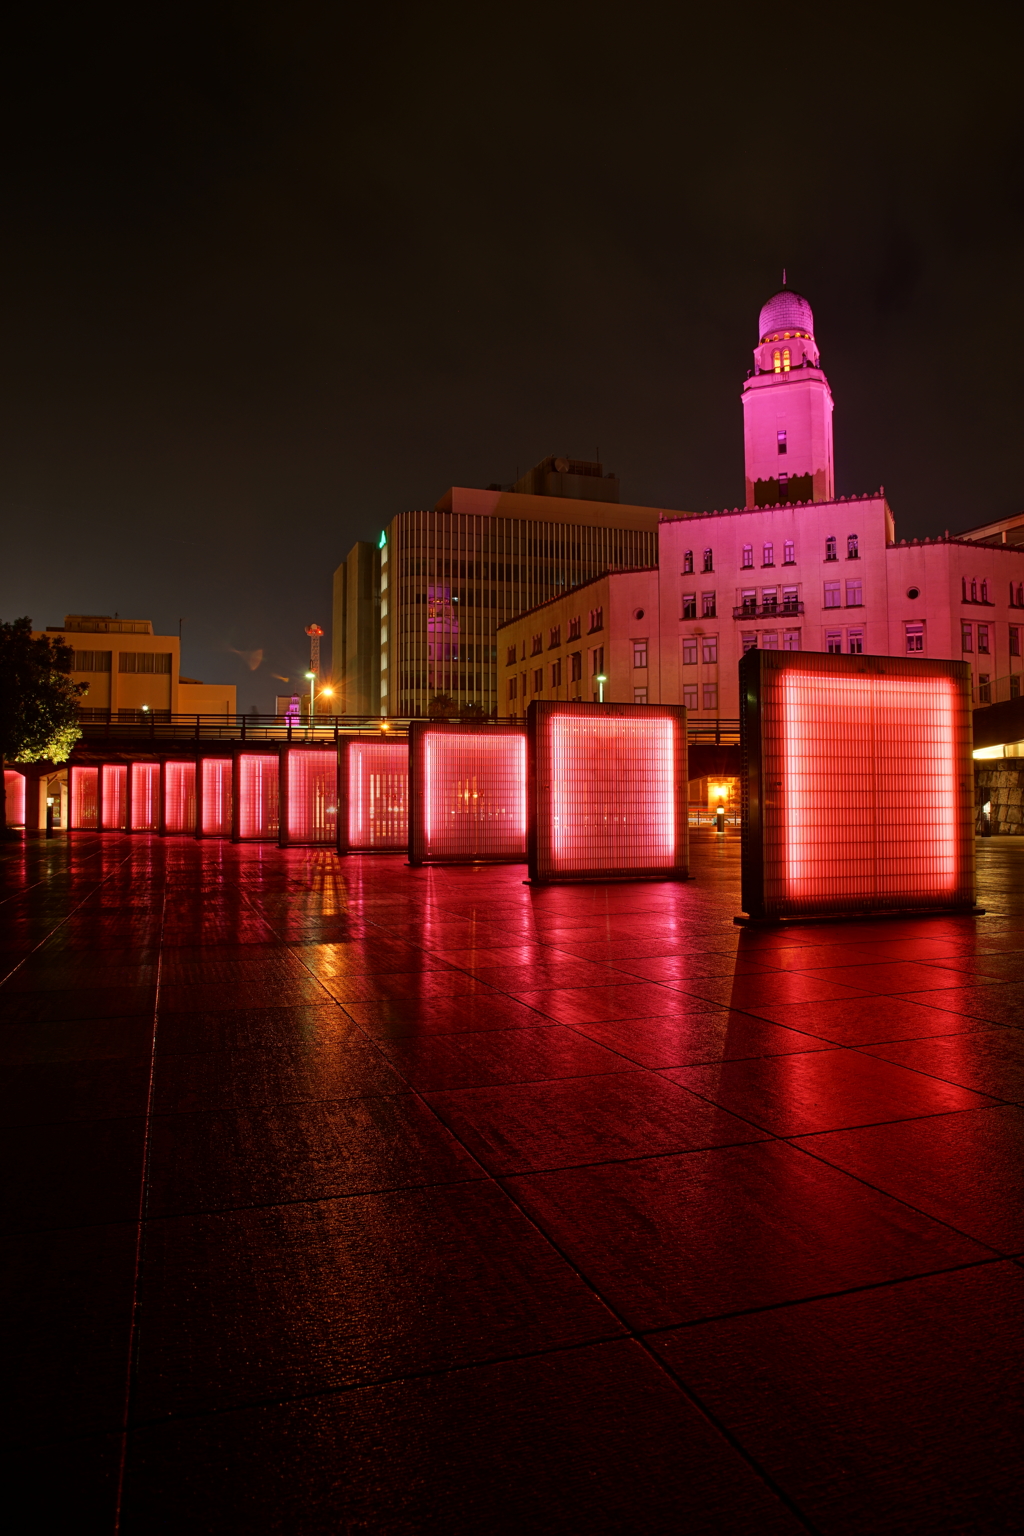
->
{"left": 340, "top": 739, "right": 409, "bottom": 853}
{"left": 281, "top": 748, "right": 338, "bottom": 846}
{"left": 408, "top": 723, "right": 528, "bottom": 865}
{"left": 739, "top": 649, "right": 976, "bottom": 921}
{"left": 528, "top": 702, "right": 688, "bottom": 884}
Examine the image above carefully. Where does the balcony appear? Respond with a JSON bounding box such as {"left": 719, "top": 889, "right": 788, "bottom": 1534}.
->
{"left": 732, "top": 601, "right": 804, "bottom": 620}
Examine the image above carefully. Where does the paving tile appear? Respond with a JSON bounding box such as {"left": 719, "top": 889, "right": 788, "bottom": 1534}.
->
{"left": 147, "top": 1094, "right": 484, "bottom": 1215}
{"left": 121, "top": 1340, "right": 803, "bottom": 1535}
{"left": 667, "top": 973, "right": 874, "bottom": 1009}
{"left": 0, "top": 1434, "right": 121, "bottom": 1530}
{"left": 569, "top": 1010, "right": 829, "bottom": 1067}
{"left": 511, "top": 981, "right": 714, "bottom": 1025}
{"left": 0, "top": 1058, "right": 153, "bottom": 1125}
{"left": 469, "top": 961, "right": 631, "bottom": 991}
{"left": 0, "top": 985, "right": 155, "bottom": 1023}
{"left": 726, "top": 993, "right": 979, "bottom": 1045}
{"left": 316, "top": 970, "right": 498, "bottom": 1003}
{"left": 651, "top": 1263, "right": 1024, "bottom": 1535}
{"left": 859, "top": 1028, "right": 1024, "bottom": 1102}
{"left": 156, "top": 977, "right": 329, "bottom": 1012}
{"left": 341, "top": 993, "right": 553, "bottom": 1036}
{"left": 152, "top": 1041, "right": 405, "bottom": 1113}
{"left": 893, "top": 982, "right": 1024, "bottom": 1027}
{"left": 0, "top": 1116, "right": 145, "bottom": 1231}
{"left": 374, "top": 1026, "right": 628, "bottom": 1090}
{"left": 155, "top": 1002, "right": 363, "bottom": 1055}
{"left": 0, "top": 1015, "right": 153, "bottom": 1064}
{"left": 663, "top": 1049, "right": 995, "bottom": 1135}
{"left": 426, "top": 1071, "right": 765, "bottom": 1175}
{"left": 793, "top": 960, "right": 996, "bottom": 993}
{"left": 797, "top": 1105, "right": 1024, "bottom": 1251}
{"left": 133, "top": 1183, "right": 620, "bottom": 1418}
{"left": 506, "top": 1140, "right": 988, "bottom": 1329}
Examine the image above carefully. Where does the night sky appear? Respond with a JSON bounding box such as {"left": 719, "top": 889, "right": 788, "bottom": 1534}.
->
{"left": 3, "top": 4, "right": 1021, "bottom": 710}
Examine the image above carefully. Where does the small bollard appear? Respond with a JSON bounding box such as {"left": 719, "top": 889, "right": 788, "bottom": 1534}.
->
{"left": 45, "top": 798, "right": 55, "bottom": 838}
{"left": 981, "top": 800, "right": 992, "bottom": 838}
{"left": 716, "top": 803, "right": 725, "bottom": 835}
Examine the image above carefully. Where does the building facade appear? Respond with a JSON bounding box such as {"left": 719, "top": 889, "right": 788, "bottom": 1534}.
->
{"left": 36, "top": 616, "right": 236, "bottom": 719}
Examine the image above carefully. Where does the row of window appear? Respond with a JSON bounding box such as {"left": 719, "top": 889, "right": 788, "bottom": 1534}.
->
{"left": 963, "top": 623, "right": 1022, "bottom": 655}
{"left": 963, "top": 578, "right": 1024, "bottom": 607}
{"left": 682, "top": 579, "right": 862, "bottom": 616}
{"left": 71, "top": 650, "right": 173, "bottom": 674}
{"left": 682, "top": 535, "right": 859, "bottom": 574}
{"left": 510, "top": 609, "right": 602, "bottom": 665}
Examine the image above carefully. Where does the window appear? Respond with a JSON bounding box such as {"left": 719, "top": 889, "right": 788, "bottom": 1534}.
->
{"left": 570, "top": 651, "right": 582, "bottom": 681}
{"left": 763, "top": 541, "right": 774, "bottom": 566}
{"left": 779, "top": 472, "right": 789, "bottom": 491}
{"left": 772, "top": 349, "right": 782, "bottom": 373}
{"left": 777, "top": 429, "right": 787, "bottom": 454}
{"left": 742, "top": 544, "right": 754, "bottom": 568}
{"left": 549, "top": 625, "right": 560, "bottom": 648}
{"left": 633, "top": 640, "right": 648, "bottom": 668}
{"left": 742, "top": 632, "right": 758, "bottom": 651}
{"left": 741, "top": 589, "right": 757, "bottom": 614}
{"left": 783, "top": 539, "right": 795, "bottom": 564}
{"left": 701, "top": 591, "right": 716, "bottom": 617}
{"left": 848, "top": 629, "right": 864, "bottom": 655}
{"left": 961, "top": 622, "right": 973, "bottom": 652}
{"left": 826, "top": 631, "right": 842, "bottom": 654}
{"left": 683, "top": 684, "right": 698, "bottom": 710}
{"left": 981, "top": 579, "right": 990, "bottom": 603}
{"left": 590, "top": 646, "right": 604, "bottom": 676}
{"left": 568, "top": 616, "right": 581, "bottom": 640}
{"left": 847, "top": 534, "right": 859, "bottom": 559}
{"left": 682, "top": 592, "right": 697, "bottom": 619}
{"left": 1010, "top": 626, "right": 1021, "bottom": 657}
{"left": 905, "top": 623, "right": 924, "bottom": 653}
{"left": 970, "top": 578, "right": 978, "bottom": 602}
{"left": 703, "top": 548, "right": 714, "bottom": 572}
{"left": 761, "top": 588, "right": 777, "bottom": 612}
{"left": 783, "top": 630, "right": 801, "bottom": 650}
{"left": 71, "top": 650, "right": 112, "bottom": 672}
{"left": 782, "top": 586, "right": 799, "bottom": 612}
{"left": 703, "top": 683, "right": 718, "bottom": 710}
{"left": 588, "top": 607, "right": 603, "bottom": 632}
{"left": 1013, "top": 582, "right": 1024, "bottom": 608}
{"left": 782, "top": 347, "right": 791, "bottom": 372}
{"left": 702, "top": 636, "right": 718, "bottom": 663}
{"left": 508, "top": 677, "right": 517, "bottom": 701}
{"left": 977, "top": 623, "right": 990, "bottom": 654}
{"left": 506, "top": 645, "right": 517, "bottom": 666}
{"left": 845, "top": 579, "right": 863, "bottom": 606}
{"left": 533, "top": 668, "right": 544, "bottom": 692}
{"left": 531, "top": 633, "right": 543, "bottom": 655}
{"left": 550, "top": 659, "right": 562, "bottom": 688}
{"left": 682, "top": 638, "right": 698, "bottom": 665}
{"left": 761, "top": 631, "right": 778, "bottom": 649}
{"left": 119, "top": 652, "right": 172, "bottom": 674}
{"left": 683, "top": 550, "right": 694, "bottom": 574}
{"left": 1012, "top": 675, "right": 1021, "bottom": 700}
{"left": 825, "top": 536, "right": 837, "bottom": 561}
{"left": 633, "top": 687, "right": 648, "bottom": 705}
{"left": 979, "top": 673, "right": 991, "bottom": 704}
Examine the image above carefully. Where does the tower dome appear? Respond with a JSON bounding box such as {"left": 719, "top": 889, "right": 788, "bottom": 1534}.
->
{"left": 758, "top": 289, "right": 814, "bottom": 341}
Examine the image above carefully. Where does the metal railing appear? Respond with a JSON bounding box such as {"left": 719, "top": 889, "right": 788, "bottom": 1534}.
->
{"left": 975, "top": 672, "right": 1023, "bottom": 708}
{"left": 731, "top": 601, "right": 804, "bottom": 620}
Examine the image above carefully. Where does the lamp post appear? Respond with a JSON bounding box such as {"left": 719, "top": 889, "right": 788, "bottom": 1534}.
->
{"left": 595, "top": 673, "right": 607, "bottom": 703}
{"left": 305, "top": 671, "right": 315, "bottom": 726}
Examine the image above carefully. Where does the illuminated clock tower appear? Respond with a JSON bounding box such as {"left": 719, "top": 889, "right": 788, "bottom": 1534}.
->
{"left": 741, "top": 286, "right": 834, "bottom": 508}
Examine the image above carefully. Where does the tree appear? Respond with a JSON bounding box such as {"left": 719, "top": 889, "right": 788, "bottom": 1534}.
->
{"left": 427, "top": 692, "right": 456, "bottom": 719}
{"left": 0, "top": 618, "right": 85, "bottom": 834}
{"left": 459, "top": 701, "right": 487, "bottom": 722}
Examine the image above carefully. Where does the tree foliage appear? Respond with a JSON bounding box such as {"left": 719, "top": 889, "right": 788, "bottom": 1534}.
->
{"left": 0, "top": 617, "right": 86, "bottom": 765}
{"left": 427, "top": 692, "right": 457, "bottom": 719}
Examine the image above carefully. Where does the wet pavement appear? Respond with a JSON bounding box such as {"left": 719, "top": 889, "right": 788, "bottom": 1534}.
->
{"left": 2, "top": 831, "right": 1022, "bottom": 1532}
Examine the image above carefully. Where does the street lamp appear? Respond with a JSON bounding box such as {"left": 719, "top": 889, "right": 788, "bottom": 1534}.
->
{"left": 305, "top": 671, "right": 316, "bottom": 723}
{"left": 595, "top": 673, "right": 607, "bottom": 703}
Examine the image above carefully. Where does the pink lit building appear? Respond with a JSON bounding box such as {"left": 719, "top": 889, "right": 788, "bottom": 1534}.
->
{"left": 500, "top": 287, "right": 1024, "bottom": 720}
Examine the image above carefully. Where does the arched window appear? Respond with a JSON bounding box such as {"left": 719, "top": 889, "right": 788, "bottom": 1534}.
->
{"left": 970, "top": 578, "right": 978, "bottom": 602}
{"left": 702, "top": 547, "right": 713, "bottom": 572}
{"left": 1018, "top": 583, "right": 1024, "bottom": 606}
{"left": 742, "top": 544, "right": 753, "bottom": 568}
{"left": 825, "top": 536, "right": 837, "bottom": 561}
{"left": 763, "top": 542, "right": 774, "bottom": 566}
{"left": 782, "top": 347, "right": 791, "bottom": 372}
{"left": 847, "top": 534, "right": 859, "bottom": 559}
{"left": 772, "top": 350, "right": 782, "bottom": 373}
{"left": 963, "top": 577, "right": 969, "bottom": 601}
{"left": 683, "top": 550, "right": 693, "bottom": 574}
{"left": 981, "top": 578, "right": 990, "bottom": 602}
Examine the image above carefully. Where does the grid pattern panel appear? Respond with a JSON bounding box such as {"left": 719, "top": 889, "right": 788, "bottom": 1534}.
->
{"left": 346, "top": 741, "right": 409, "bottom": 851}
{"left": 237, "top": 753, "right": 280, "bottom": 840}
{"left": 101, "top": 765, "right": 127, "bottom": 829}
{"left": 285, "top": 750, "right": 337, "bottom": 845}
{"left": 201, "top": 759, "right": 232, "bottom": 837}
{"left": 750, "top": 652, "right": 974, "bottom": 918}
{"left": 532, "top": 704, "right": 687, "bottom": 881}
{"left": 4, "top": 770, "right": 26, "bottom": 827}
{"left": 130, "top": 763, "right": 160, "bottom": 831}
{"left": 412, "top": 726, "right": 527, "bottom": 862}
{"left": 71, "top": 767, "right": 99, "bottom": 828}
{"left": 164, "top": 761, "right": 197, "bottom": 834}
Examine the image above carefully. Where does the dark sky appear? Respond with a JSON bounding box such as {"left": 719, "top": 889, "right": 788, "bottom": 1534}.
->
{"left": 3, "top": 2, "right": 1022, "bottom": 709}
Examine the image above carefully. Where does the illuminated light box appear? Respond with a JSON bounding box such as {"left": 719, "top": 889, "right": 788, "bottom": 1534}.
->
{"left": 236, "top": 751, "right": 280, "bottom": 840}
{"left": 340, "top": 738, "right": 409, "bottom": 853}
{"left": 281, "top": 748, "right": 338, "bottom": 846}
{"left": 70, "top": 766, "right": 99, "bottom": 829}
{"left": 5, "top": 769, "right": 26, "bottom": 827}
{"left": 528, "top": 701, "right": 688, "bottom": 884}
{"left": 739, "top": 649, "right": 976, "bottom": 921}
{"left": 199, "top": 757, "right": 232, "bottom": 838}
{"left": 408, "top": 723, "right": 527, "bottom": 865}
{"left": 101, "top": 765, "right": 127, "bottom": 830}
{"left": 130, "top": 762, "right": 160, "bottom": 831}
{"left": 163, "top": 760, "right": 197, "bottom": 835}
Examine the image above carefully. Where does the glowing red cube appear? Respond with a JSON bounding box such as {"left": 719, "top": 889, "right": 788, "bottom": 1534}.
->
{"left": 236, "top": 752, "right": 280, "bottom": 841}
{"left": 341, "top": 739, "right": 409, "bottom": 852}
{"left": 130, "top": 763, "right": 160, "bottom": 831}
{"left": 282, "top": 748, "right": 338, "bottom": 845}
{"left": 199, "top": 758, "right": 233, "bottom": 838}
{"left": 163, "top": 761, "right": 197, "bottom": 835}
{"left": 101, "top": 765, "right": 127, "bottom": 830}
{"left": 409, "top": 724, "right": 527, "bottom": 864}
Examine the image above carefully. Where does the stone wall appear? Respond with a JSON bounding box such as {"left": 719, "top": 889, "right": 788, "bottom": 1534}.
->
{"left": 975, "top": 762, "right": 1024, "bottom": 835}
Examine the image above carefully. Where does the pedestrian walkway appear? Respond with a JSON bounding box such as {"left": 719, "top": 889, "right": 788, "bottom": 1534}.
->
{"left": 2, "top": 832, "right": 1022, "bottom": 1531}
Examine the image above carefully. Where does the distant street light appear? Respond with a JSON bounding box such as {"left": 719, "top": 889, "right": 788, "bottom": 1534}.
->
{"left": 595, "top": 673, "right": 607, "bottom": 703}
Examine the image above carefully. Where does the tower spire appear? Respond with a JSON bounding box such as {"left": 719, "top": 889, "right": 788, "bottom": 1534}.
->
{"left": 782, "top": 267, "right": 787, "bottom": 287}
